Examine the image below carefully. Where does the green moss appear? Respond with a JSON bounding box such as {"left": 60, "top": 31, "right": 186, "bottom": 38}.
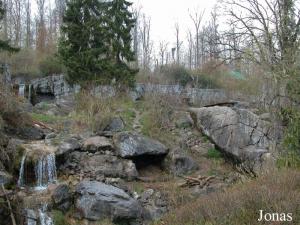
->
{"left": 206, "top": 148, "right": 222, "bottom": 159}
{"left": 30, "top": 113, "right": 64, "bottom": 124}
{"left": 52, "top": 210, "right": 69, "bottom": 225}
{"left": 13, "top": 145, "right": 26, "bottom": 173}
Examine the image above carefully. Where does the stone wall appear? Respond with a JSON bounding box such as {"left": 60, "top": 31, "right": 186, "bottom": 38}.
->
{"left": 28, "top": 75, "right": 232, "bottom": 106}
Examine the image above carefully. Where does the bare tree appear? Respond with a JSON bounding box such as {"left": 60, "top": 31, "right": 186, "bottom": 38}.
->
{"left": 174, "top": 23, "right": 183, "bottom": 64}
{"left": 223, "top": 0, "right": 300, "bottom": 74}
{"left": 158, "top": 40, "right": 168, "bottom": 66}
{"left": 36, "top": 0, "right": 47, "bottom": 53}
{"left": 140, "top": 14, "right": 152, "bottom": 71}
{"left": 187, "top": 29, "right": 194, "bottom": 69}
{"left": 25, "top": 0, "right": 31, "bottom": 48}
{"left": 189, "top": 9, "right": 205, "bottom": 68}
{"left": 133, "top": 6, "right": 141, "bottom": 67}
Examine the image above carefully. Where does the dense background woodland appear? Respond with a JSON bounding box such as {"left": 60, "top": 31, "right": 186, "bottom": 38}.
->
{"left": 0, "top": 0, "right": 300, "bottom": 225}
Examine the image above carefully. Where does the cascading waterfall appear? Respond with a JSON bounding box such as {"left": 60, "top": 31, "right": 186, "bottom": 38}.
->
{"left": 19, "top": 84, "right": 25, "bottom": 97}
{"left": 17, "top": 154, "right": 27, "bottom": 187}
{"left": 35, "top": 153, "right": 57, "bottom": 190}
{"left": 17, "top": 152, "right": 57, "bottom": 190}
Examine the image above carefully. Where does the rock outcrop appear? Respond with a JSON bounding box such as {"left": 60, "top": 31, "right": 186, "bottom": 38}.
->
{"left": 61, "top": 151, "right": 138, "bottom": 180}
{"left": 52, "top": 184, "right": 72, "bottom": 212}
{"left": 75, "top": 181, "right": 143, "bottom": 223}
{"left": 165, "top": 148, "right": 199, "bottom": 175}
{"left": 190, "top": 106, "right": 278, "bottom": 173}
{"left": 82, "top": 136, "right": 113, "bottom": 153}
{"left": 0, "top": 171, "right": 13, "bottom": 185}
{"left": 114, "top": 132, "right": 168, "bottom": 158}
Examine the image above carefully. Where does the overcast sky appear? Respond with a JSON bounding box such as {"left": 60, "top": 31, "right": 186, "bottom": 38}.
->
{"left": 33, "top": 0, "right": 218, "bottom": 50}
{"left": 131, "top": 0, "right": 218, "bottom": 50}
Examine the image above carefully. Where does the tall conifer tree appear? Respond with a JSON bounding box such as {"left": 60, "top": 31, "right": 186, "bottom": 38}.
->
{"left": 59, "top": 0, "right": 137, "bottom": 86}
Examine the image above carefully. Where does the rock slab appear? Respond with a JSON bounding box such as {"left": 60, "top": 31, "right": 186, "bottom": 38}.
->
{"left": 75, "top": 181, "right": 142, "bottom": 223}
{"left": 114, "top": 132, "right": 168, "bottom": 158}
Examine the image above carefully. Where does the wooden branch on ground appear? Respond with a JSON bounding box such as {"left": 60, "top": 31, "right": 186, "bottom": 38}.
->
{"left": 1, "top": 184, "right": 17, "bottom": 225}
{"left": 32, "top": 120, "right": 55, "bottom": 132}
{"left": 178, "top": 175, "right": 215, "bottom": 188}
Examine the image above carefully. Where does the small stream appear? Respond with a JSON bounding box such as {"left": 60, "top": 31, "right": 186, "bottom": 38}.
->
{"left": 18, "top": 152, "right": 57, "bottom": 224}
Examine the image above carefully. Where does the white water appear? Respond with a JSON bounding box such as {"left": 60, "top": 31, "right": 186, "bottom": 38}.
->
{"left": 19, "top": 84, "right": 25, "bottom": 97}
{"left": 17, "top": 154, "right": 27, "bottom": 187}
{"left": 26, "top": 206, "right": 54, "bottom": 225}
{"left": 35, "top": 153, "right": 57, "bottom": 190}
{"left": 17, "top": 153, "right": 57, "bottom": 190}
{"left": 28, "top": 84, "right": 32, "bottom": 102}
{"left": 38, "top": 209, "right": 54, "bottom": 225}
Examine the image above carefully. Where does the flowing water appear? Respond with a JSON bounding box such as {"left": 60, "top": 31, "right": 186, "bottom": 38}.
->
{"left": 17, "top": 153, "right": 57, "bottom": 190}
{"left": 19, "top": 84, "right": 25, "bottom": 97}
{"left": 26, "top": 205, "right": 54, "bottom": 225}
{"left": 38, "top": 205, "right": 54, "bottom": 225}
{"left": 17, "top": 154, "right": 27, "bottom": 187}
{"left": 28, "top": 84, "right": 32, "bottom": 102}
{"left": 35, "top": 153, "right": 57, "bottom": 190}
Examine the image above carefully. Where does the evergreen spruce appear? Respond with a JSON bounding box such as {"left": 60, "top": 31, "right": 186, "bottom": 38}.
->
{"left": 0, "top": 0, "right": 18, "bottom": 52}
{"left": 59, "top": 0, "right": 137, "bottom": 86}
{"left": 106, "top": 0, "right": 137, "bottom": 86}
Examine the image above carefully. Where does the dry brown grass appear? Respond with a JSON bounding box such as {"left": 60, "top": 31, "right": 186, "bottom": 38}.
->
{"left": 157, "top": 169, "right": 300, "bottom": 225}
{"left": 72, "top": 89, "right": 136, "bottom": 133}
{"left": 139, "top": 93, "right": 185, "bottom": 145}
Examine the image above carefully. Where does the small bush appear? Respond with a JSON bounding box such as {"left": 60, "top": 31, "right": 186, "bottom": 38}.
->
{"left": 0, "top": 82, "right": 29, "bottom": 127}
{"left": 52, "top": 210, "right": 69, "bottom": 225}
{"left": 161, "top": 65, "right": 193, "bottom": 86}
{"left": 39, "top": 55, "right": 64, "bottom": 76}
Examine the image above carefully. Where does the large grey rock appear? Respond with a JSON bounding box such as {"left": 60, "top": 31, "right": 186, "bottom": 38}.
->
{"left": 104, "top": 117, "right": 125, "bottom": 132}
{"left": 82, "top": 136, "right": 113, "bottom": 153}
{"left": 139, "top": 189, "right": 168, "bottom": 221}
{"left": 114, "top": 132, "right": 168, "bottom": 158}
{"left": 52, "top": 184, "right": 72, "bottom": 212}
{"left": 0, "top": 171, "right": 13, "bottom": 185}
{"left": 56, "top": 137, "right": 81, "bottom": 157}
{"left": 173, "top": 111, "right": 194, "bottom": 129}
{"left": 5, "top": 125, "right": 45, "bottom": 140}
{"left": 75, "top": 181, "right": 143, "bottom": 223}
{"left": 61, "top": 152, "right": 138, "bottom": 180}
{"left": 130, "top": 84, "right": 145, "bottom": 101}
{"left": 165, "top": 148, "right": 199, "bottom": 175}
{"left": 190, "top": 106, "right": 277, "bottom": 173}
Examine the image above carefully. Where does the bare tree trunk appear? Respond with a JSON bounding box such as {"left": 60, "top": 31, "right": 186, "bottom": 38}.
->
{"left": 189, "top": 9, "right": 205, "bottom": 69}
{"left": 174, "top": 23, "right": 182, "bottom": 65}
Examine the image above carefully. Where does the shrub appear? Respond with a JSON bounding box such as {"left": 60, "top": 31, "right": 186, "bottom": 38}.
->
{"left": 0, "top": 48, "right": 40, "bottom": 78}
{"left": 160, "top": 65, "right": 193, "bottom": 86}
{"left": 39, "top": 55, "right": 64, "bottom": 76}
{"left": 52, "top": 210, "right": 69, "bottom": 225}
{"left": 278, "top": 108, "right": 300, "bottom": 169}
{"left": 0, "top": 82, "right": 29, "bottom": 127}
